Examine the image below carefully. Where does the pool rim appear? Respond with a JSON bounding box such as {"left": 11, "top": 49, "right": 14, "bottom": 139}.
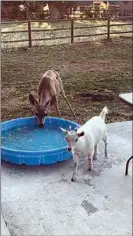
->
{"left": 1, "top": 116, "right": 80, "bottom": 155}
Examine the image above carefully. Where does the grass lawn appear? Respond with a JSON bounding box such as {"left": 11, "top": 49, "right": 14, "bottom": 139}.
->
{"left": 1, "top": 37, "right": 132, "bottom": 125}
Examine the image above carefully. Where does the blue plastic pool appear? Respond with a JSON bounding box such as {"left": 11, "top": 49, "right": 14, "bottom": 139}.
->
{"left": 1, "top": 116, "right": 80, "bottom": 165}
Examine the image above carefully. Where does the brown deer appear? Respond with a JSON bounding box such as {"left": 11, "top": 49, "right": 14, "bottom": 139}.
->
{"left": 29, "top": 70, "right": 76, "bottom": 128}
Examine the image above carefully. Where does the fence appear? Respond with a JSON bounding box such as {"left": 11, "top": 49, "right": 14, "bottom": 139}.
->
{"left": 1, "top": 16, "right": 133, "bottom": 48}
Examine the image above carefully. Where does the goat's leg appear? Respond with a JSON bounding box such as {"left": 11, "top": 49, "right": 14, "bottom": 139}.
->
{"left": 88, "top": 152, "right": 93, "bottom": 171}
{"left": 61, "top": 92, "right": 76, "bottom": 118}
{"left": 71, "top": 154, "right": 78, "bottom": 182}
{"left": 93, "top": 145, "right": 98, "bottom": 160}
{"left": 103, "top": 131, "right": 108, "bottom": 158}
{"left": 55, "top": 96, "right": 61, "bottom": 117}
{"left": 104, "top": 140, "right": 108, "bottom": 158}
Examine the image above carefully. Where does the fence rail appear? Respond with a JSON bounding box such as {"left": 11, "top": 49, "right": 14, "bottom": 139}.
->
{"left": 1, "top": 15, "right": 133, "bottom": 24}
{"left": 1, "top": 17, "right": 133, "bottom": 48}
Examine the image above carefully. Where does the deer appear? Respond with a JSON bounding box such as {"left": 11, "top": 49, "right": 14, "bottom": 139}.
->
{"left": 29, "top": 70, "right": 76, "bottom": 128}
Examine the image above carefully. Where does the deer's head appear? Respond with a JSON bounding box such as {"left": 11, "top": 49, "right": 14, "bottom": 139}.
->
{"left": 29, "top": 93, "right": 50, "bottom": 128}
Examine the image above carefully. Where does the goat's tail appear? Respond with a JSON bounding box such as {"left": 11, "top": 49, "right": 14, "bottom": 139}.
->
{"left": 99, "top": 106, "right": 108, "bottom": 120}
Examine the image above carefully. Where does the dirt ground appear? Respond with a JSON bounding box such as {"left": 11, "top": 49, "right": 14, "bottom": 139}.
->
{"left": 1, "top": 37, "right": 132, "bottom": 125}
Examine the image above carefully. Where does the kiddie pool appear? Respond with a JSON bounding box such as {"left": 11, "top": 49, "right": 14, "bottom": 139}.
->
{"left": 1, "top": 116, "right": 80, "bottom": 165}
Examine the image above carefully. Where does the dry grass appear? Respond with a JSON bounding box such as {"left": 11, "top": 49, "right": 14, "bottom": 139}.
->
{"left": 1, "top": 37, "right": 132, "bottom": 125}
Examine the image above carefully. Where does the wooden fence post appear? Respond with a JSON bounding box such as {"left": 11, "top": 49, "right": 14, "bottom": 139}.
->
{"left": 71, "top": 19, "right": 74, "bottom": 43}
{"left": 107, "top": 18, "right": 110, "bottom": 41}
{"left": 28, "top": 20, "right": 32, "bottom": 47}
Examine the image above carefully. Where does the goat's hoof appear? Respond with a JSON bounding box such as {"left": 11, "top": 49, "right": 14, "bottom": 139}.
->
{"left": 71, "top": 177, "right": 76, "bottom": 182}
{"left": 93, "top": 156, "right": 97, "bottom": 161}
{"left": 88, "top": 168, "right": 92, "bottom": 171}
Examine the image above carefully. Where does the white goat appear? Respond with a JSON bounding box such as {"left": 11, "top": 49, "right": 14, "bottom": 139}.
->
{"left": 61, "top": 106, "right": 108, "bottom": 181}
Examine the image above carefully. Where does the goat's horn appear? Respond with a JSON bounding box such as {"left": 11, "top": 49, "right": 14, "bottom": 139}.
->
{"left": 68, "top": 125, "right": 71, "bottom": 131}
{"left": 74, "top": 126, "right": 78, "bottom": 131}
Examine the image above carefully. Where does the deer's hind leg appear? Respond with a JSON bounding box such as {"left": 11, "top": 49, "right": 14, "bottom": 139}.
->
{"left": 54, "top": 71, "right": 76, "bottom": 118}
{"left": 51, "top": 95, "right": 61, "bottom": 118}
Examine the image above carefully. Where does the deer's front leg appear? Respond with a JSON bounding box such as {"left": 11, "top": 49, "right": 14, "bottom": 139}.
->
{"left": 71, "top": 153, "right": 79, "bottom": 182}
{"left": 55, "top": 96, "right": 61, "bottom": 117}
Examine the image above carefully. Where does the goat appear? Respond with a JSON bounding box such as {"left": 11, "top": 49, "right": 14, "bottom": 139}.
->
{"left": 61, "top": 106, "right": 108, "bottom": 182}
{"left": 29, "top": 70, "right": 76, "bottom": 128}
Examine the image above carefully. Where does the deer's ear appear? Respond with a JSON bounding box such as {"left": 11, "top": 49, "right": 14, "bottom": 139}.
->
{"left": 45, "top": 100, "right": 50, "bottom": 107}
{"left": 29, "top": 93, "right": 38, "bottom": 106}
{"left": 78, "top": 131, "right": 84, "bottom": 137}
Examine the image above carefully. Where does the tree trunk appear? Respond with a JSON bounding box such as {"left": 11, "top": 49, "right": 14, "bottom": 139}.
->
{"left": 48, "top": 2, "right": 63, "bottom": 19}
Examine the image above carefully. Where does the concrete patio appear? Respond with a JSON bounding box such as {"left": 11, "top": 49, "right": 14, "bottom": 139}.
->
{"left": 1, "top": 121, "right": 132, "bottom": 236}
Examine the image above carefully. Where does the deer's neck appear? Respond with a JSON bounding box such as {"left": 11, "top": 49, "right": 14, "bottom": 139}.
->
{"left": 39, "top": 92, "right": 50, "bottom": 106}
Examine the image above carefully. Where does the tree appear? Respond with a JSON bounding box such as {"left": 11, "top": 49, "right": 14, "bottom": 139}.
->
{"left": 48, "top": 1, "right": 65, "bottom": 19}
{"left": 1, "top": 1, "right": 25, "bottom": 19}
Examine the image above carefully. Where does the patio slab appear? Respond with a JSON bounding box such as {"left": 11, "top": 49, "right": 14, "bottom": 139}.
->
{"left": 1, "top": 121, "right": 132, "bottom": 236}
{"left": 119, "top": 92, "right": 133, "bottom": 106}
{"left": 1, "top": 215, "right": 10, "bottom": 236}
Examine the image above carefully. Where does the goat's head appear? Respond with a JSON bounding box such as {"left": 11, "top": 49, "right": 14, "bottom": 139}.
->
{"left": 29, "top": 93, "right": 50, "bottom": 128}
{"left": 60, "top": 126, "right": 84, "bottom": 152}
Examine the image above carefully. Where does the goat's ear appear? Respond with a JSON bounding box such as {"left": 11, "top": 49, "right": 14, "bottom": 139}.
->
{"left": 60, "top": 127, "right": 68, "bottom": 134}
{"left": 78, "top": 131, "right": 84, "bottom": 137}
{"left": 29, "top": 93, "right": 38, "bottom": 106}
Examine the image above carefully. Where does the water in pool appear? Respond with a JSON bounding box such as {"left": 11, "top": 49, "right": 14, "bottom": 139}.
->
{"left": 1, "top": 125, "right": 66, "bottom": 151}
